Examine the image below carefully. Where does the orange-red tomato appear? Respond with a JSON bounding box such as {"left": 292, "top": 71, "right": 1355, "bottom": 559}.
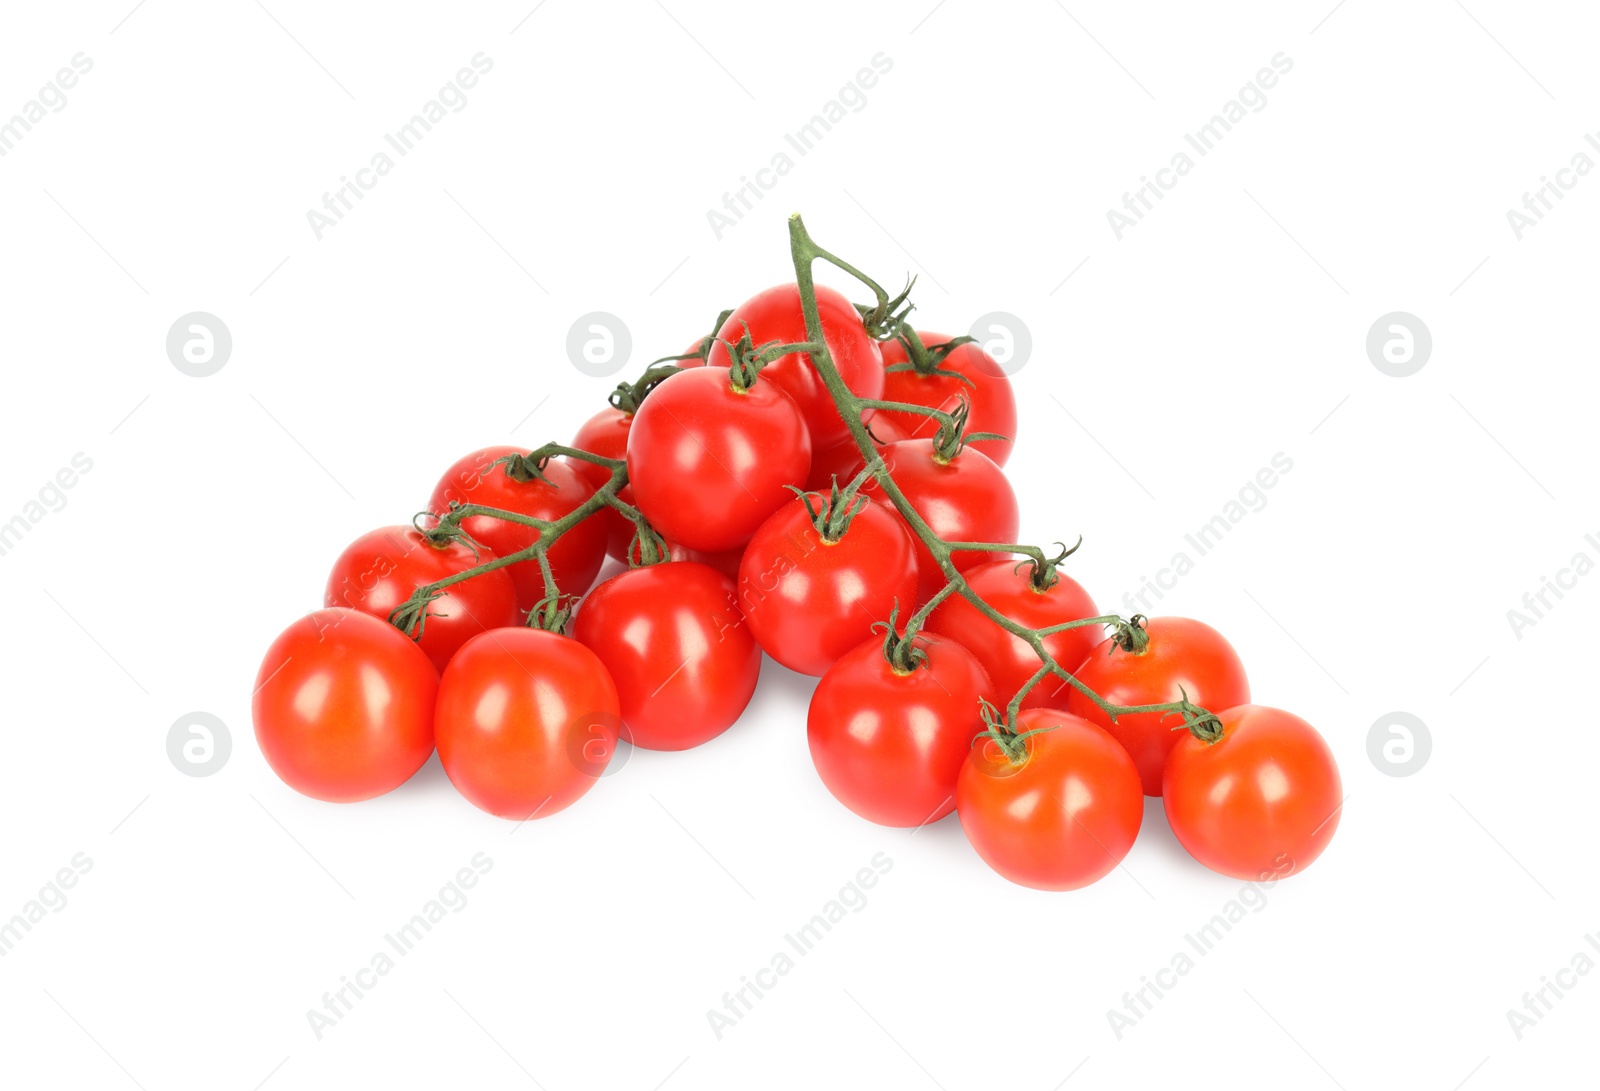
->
{"left": 434, "top": 627, "right": 620, "bottom": 820}
{"left": 957, "top": 710, "right": 1142, "bottom": 891}
{"left": 1066, "top": 617, "right": 1250, "bottom": 795}
{"left": 1163, "top": 705, "right": 1342, "bottom": 880}
{"left": 253, "top": 608, "right": 437, "bottom": 802}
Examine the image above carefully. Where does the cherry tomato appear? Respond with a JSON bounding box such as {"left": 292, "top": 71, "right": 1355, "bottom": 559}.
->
{"left": 956, "top": 710, "right": 1142, "bottom": 891}
{"left": 626, "top": 367, "right": 811, "bottom": 553}
{"left": 1066, "top": 617, "right": 1250, "bottom": 796}
{"left": 869, "top": 439, "right": 1018, "bottom": 603}
{"left": 707, "top": 283, "right": 885, "bottom": 449}
{"left": 324, "top": 526, "right": 521, "bottom": 673}
{"left": 434, "top": 627, "right": 620, "bottom": 819}
{"left": 572, "top": 562, "right": 760, "bottom": 751}
{"left": 253, "top": 608, "right": 437, "bottom": 803}
{"left": 805, "top": 415, "right": 906, "bottom": 492}
{"left": 926, "top": 560, "right": 1099, "bottom": 709}
{"left": 879, "top": 332, "right": 1017, "bottom": 467}
{"left": 429, "top": 446, "right": 608, "bottom": 609}
{"left": 570, "top": 408, "right": 636, "bottom": 561}
{"left": 1163, "top": 705, "right": 1342, "bottom": 881}
{"left": 739, "top": 493, "right": 919, "bottom": 676}
{"left": 808, "top": 634, "right": 992, "bottom": 827}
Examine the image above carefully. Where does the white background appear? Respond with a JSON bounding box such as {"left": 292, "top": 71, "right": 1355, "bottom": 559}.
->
{"left": 1, "top": 1, "right": 1595, "bottom": 1088}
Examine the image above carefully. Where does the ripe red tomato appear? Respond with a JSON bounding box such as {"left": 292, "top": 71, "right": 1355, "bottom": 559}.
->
{"left": 572, "top": 562, "right": 760, "bottom": 751}
{"left": 869, "top": 439, "right": 1018, "bottom": 603}
{"left": 926, "top": 560, "right": 1099, "bottom": 709}
{"left": 1163, "top": 705, "right": 1342, "bottom": 881}
{"left": 570, "top": 407, "right": 636, "bottom": 560}
{"left": 707, "top": 283, "right": 885, "bottom": 448}
{"left": 253, "top": 608, "right": 437, "bottom": 802}
{"left": 626, "top": 367, "right": 811, "bottom": 553}
{"left": 429, "top": 446, "right": 608, "bottom": 609}
{"left": 805, "top": 414, "right": 906, "bottom": 492}
{"left": 879, "top": 333, "right": 1017, "bottom": 467}
{"left": 808, "top": 634, "right": 992, "bottom": 827}
{"left": 324, "top": 526, "right": 521, "bottom": 673}
{"left": 738, "top": 493, "right": 919, "bottom": 676}
{"left": 957, "top": 710, "right": 1142, "bottom": 891}
{"left": 1066, "top": 618, "right": 1250, "bottom": 796}
{"left": 434, "top": 627, "right": 620, "bottom": 819}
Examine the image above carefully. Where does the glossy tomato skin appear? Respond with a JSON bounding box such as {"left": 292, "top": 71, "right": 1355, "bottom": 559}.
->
{"left": 1067, "top": 618, "right": 1249, "bottom": 795}
{"left": 324, "top": 526, "right": 521, "bottom": 673}
{"left": 957, "top": 710, "right": 1142, "bottom": 891}
{"left": 1164, "top": 705, "right": 1342, "bottom": 881}
{"left": 572, "top": 562, "right": 760, "bottom": 751}
{"left": 626, "top": 367, "right": 811, "bottom": 553}
{"left": 570, "top": 408, "right": 636, "bottom": 561}
{"left": 429, "top": 447, "right": 608, "bottom": 609}
{"left": 879, "top": 333, "right": 1017, "bottom": 467}
{"left": 805, "top": 415, "right": 906, "bottom": 492}
{"left": 739, "top": 494, "right": 919, "bottom": 677}
{"left": 253, "top": 609, "right": 438, "bottom": 803}
{"left": 870, "top": 439, "right": 1019, "bottom": 603}
{"left": 808, "top": 634, "right": 993, "bottom": 827}
{"left": 927, "top": 560, "right": 1099, "bottom": 710}
{"left": 707, "top": 283, "right": 885, "bottom": 449}
{"left": 434, "top": 627, "right": 620, "bottom": 819}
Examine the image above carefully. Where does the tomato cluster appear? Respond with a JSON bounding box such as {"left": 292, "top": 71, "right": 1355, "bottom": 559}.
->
{"left": 252, "top": 221, "right": 1341, "bottom": 891}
